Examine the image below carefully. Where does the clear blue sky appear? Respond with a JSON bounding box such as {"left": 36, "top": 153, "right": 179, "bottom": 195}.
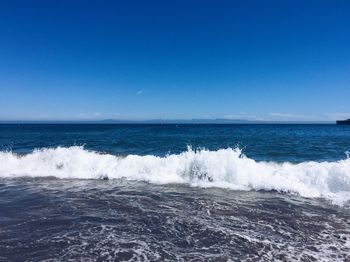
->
{"left": 0, "top": 0, "right": 349, "bottom": 121}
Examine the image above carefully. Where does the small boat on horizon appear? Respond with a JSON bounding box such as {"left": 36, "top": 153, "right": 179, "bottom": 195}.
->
{"left": 336, "top": 119, "right": 350, "bottom": 125}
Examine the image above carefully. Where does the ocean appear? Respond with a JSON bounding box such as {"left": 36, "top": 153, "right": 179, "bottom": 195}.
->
{"left": 0, "top": 124, "right": 349, "bottom": 261}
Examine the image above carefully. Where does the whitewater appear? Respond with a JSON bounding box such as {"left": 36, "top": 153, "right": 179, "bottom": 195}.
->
{"left": 1, "top": 146, "right": 350, "bottom": 205}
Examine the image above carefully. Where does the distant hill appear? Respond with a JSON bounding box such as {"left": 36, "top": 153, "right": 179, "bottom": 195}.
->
{"left": 0, "top": 118, "right": 248, "bottom": 124}
{"left": 0, "top": 119, "right": 335, "bottom": 124}
{"left": 98, "top": 118, "right": 249, "bottom": 124}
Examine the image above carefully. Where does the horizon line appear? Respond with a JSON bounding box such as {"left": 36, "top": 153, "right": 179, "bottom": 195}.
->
{"left": 0, "top": 118, "right": 336, "bottom": 124}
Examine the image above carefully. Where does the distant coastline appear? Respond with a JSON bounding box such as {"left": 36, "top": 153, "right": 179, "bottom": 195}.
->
{"left": 0, "top": 119, "right": 336, "bottom": 124}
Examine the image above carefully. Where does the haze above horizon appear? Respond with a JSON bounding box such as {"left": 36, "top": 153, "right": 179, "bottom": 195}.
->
{"left": 1, "top": 0, "right": 349, "bottom": 121}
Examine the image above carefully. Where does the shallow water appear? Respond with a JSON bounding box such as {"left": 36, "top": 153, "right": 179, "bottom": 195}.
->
{"left": 0, "top": 179, "right": 349, "bottom": 261}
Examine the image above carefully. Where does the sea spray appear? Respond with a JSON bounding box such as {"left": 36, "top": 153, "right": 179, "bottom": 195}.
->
{"left": 1, "top": 146, "right": 350, "bottom": 205}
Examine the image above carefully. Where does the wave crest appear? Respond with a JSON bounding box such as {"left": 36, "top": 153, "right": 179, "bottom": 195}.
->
{"left": 1, "top": 146, "right": 350, "bottom": 204}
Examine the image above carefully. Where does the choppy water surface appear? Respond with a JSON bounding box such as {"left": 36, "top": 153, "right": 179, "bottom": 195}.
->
{"left": 0, "top": 124, "right": 350, "bottom": 261}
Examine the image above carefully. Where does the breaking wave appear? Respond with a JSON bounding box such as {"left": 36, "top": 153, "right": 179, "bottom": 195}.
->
{"left": 1, "top": 146, "right": 350, "bottom": 205}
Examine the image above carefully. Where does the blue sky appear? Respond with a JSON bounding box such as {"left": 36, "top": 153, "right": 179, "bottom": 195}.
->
{"left": 0, "top": 0, "right": 349, "bottom": 121}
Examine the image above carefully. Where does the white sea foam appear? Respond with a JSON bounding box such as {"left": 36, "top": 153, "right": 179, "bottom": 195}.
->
{"left": 1, "top": 146, "right": 350, "bottom": 205}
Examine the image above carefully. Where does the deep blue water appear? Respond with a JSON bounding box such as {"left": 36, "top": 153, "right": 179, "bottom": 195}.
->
{"left": 0, "top": 124, "right": 350, "bottom": 261}
{"left": 1, "top": 124, "right": 350, "bottom": 162}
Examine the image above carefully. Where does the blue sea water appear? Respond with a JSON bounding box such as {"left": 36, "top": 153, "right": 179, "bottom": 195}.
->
{"left": 1, "top": 124, "right": 350, "bottom": 161}
{"left": 0, "top": 124, "right": 350, "bottom": 261}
